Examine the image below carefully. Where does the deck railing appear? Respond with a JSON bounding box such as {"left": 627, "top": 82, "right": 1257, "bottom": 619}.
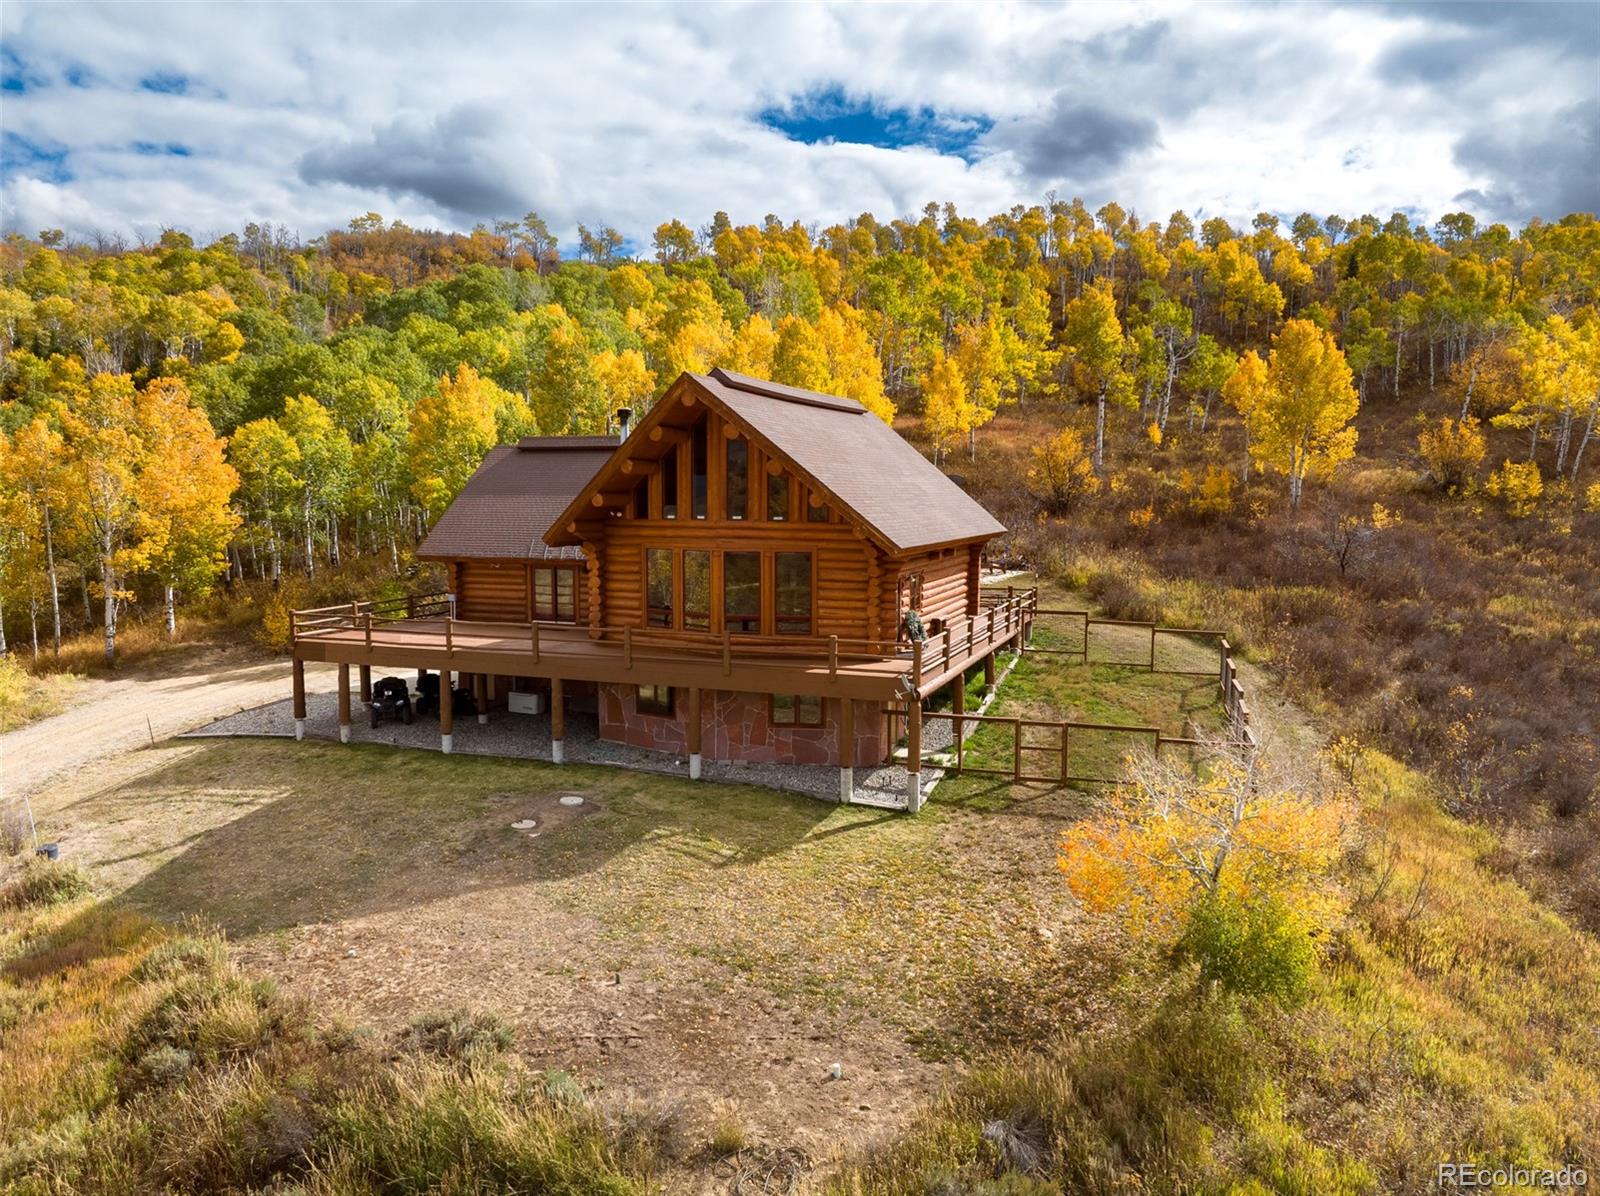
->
{"left": 290, "top": 588, "right": 1038, "bottom": 683}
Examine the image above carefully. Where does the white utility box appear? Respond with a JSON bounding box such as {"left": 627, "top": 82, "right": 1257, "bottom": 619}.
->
{"left": 508, "top": 691, "right": 547, "bottom": 715}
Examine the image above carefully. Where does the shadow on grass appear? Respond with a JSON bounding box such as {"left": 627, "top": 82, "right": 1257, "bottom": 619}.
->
{"left": 73, "top": 738, "right": 846, "bottom": 939}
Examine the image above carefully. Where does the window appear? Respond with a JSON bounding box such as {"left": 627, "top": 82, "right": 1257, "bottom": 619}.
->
{"left": 772, "top": 694, "right": 824, "bottom": 727}
{"left": 533, "top": 567, "right": 575, "bottom": 621}
{"left": 691, "top": 422, "right": 708, "bottom": 519}
{"left": 646, "top": 549, "right": 674, "bottom": 627}
{"left": 775, "top": 551, "right": 812, "bottom": 635}
{"left": 661, "top": 447, "right": 678, "bottom": 519}
{"left": 683, "top": 550, "right": 711, "bottom": 631}
{"left": 637, "top": 685, "right": 674, "bottom": 716}
{"left": 724, "top": 551, "right": 760, "bottom": 634}
{"left": 766, "top": 470, "right": 790, "bottom": 521}
{"left": 632, "top": 478, "right": 648, "bottom": 518}
{"left": 725, "top": 437, "right": 748, "bottom": 520}
{"left": 807, "top": 497, "right": 830, "bottom": 522}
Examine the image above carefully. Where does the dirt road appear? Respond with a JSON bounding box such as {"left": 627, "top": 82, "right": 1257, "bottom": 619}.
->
{"left": 0, "top": 646, "right": 336, "bottom": 799}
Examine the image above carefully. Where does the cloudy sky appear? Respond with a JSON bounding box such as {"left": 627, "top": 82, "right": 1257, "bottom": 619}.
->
{"left": 1, "top": 1, "right": 1596, "bottom": 247}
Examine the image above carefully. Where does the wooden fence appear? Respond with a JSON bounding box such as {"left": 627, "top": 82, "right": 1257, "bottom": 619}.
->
{"left": 890, "top": 605, "right": 1256, "bottom": 787}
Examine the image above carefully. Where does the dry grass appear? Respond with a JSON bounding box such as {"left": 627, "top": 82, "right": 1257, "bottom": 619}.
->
{"left": 0, "top": 655, "right": 77, "bottom": 733}
{"left": 0, "top": 859, "right": 658, "bottom": 1195}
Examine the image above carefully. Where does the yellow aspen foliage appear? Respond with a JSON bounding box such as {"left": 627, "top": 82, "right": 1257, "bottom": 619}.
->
{"left": 592, "top": 348, "right": 655, "bottom": 425}
{"left": 1146, "top": 420, "right": 1163, "bottom": 447}
{"left": 1058, "top": 746, "right": 1352, "bottom": 946}
{"left": 1242, "top": 319, "right": 1359, "bottom": 509}
{"left": 1484, "top": 459, "right": 1543, "bottom": 517}
{"left": 720, "top": 314, "right": 778, "bottom": 379}
{"left": 1025, "top": 426, "right": 1098, "bottom": 515}
{"left": 1586, "top": 481, "right": 1600, "bottom": 514}
{"left": 920, "top": 350, "right": 971, "bottom": 467}
{"left": 57, "top": 372, "right": 147, "bottom": 662}
{"left": 408, "top": 365, "right": 500, "bottom": 518}
{"left": 133, "top": 377, "right": 240, "bottom": 634}
{"left": 1417, "top": 415, "right": 1486, "bottom": 495}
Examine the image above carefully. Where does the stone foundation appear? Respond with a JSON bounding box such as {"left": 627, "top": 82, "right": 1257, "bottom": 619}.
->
{"left": 598, "top": 684, "right": 885, "bottom": 767}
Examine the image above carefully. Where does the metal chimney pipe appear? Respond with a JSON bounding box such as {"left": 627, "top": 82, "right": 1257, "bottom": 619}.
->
{"left": 615, "top": 406, "right": 633, "bottom": 440}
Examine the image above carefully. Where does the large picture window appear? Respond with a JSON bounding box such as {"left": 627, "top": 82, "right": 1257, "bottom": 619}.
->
{"left": 646, "top": 549, "right": 674, "bottom": 627}
{"left": 532, "top": 567, "right": 575, "bottom": 621}
{"left": 775, "top": 551, "right": 812, "bottom": 635}
{"left": 724, "top": 551, "right": 760, "bottom": 634}
{"left": 683, "top": 550, "right": 711, "bottom": 631}
{"left": 726, "top": 437, "right": 748, "bottom": 520}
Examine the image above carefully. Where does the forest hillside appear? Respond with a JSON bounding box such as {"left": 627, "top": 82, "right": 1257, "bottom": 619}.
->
{"left": 1, "top": 203, "right": 1596, "bottom": 915}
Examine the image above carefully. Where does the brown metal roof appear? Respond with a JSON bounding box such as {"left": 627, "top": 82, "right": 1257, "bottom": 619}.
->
{"left": 546, "top": 369, "right": 1005, "bottom": 554}
{"left": 417, "top": 439, "right": 617, "bottom": 561}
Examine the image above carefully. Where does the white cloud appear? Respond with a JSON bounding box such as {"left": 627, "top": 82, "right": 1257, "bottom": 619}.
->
{"left": 1, "top": 0, "right": 1594, "bottom": 246}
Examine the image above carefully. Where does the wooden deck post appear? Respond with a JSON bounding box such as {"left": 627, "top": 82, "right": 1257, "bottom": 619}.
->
{"left": 473, "top": 672, "right": 488, "bottom": 725}
{"left": 951, "top": 671, "right": 965, "bottom": 772}
{"left": 292, "top": 656, "right": 307, "bottom": 741}
{"left": 439, "top": 670, "right": 454, "bottom": 753}
{"left": 359, "top": 664, "right": 371, "bottom": 703}
{"left": 984, "top": 650, "right": 996, "bottom": 687}
{"left": 838, "top": 696, "right": 855, "bottom": 804}
{"left": 337, "top": 663, "right": 352, "bottom": 743}
{"left": 550, "top": 677, "right": 565, "bottom": 764}
{"left": 687, "top": 686, "right": 702, "bottom": 780}
{"left": 906, "top": 698, "right": 923, "bottom": 813}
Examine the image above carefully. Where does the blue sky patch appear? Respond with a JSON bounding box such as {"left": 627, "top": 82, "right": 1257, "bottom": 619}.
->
{"left": 139, "top": 71, "right": 189, "bottom": 95}
{"left": 132, "top": 140, "right": 193, "bottom": 157}
{"left": 758, "top": 86, "right": 991, "bottom": 160}
{"left": 2, "top": 46, "right": 40, "bottom": 93}
{"left": 2, "top": 131, "right": 71, "bottom": 183}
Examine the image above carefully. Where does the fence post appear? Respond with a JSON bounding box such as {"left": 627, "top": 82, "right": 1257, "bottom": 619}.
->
{"left": 942, "top": 626, "right": 952, "bottom": 676}
{"left": 445, "top": 619, "right": 454, "bottom": 659}
{"left": 364, "top": 612, "right": 372, "bottom": 651}
{"left": 1149, "top": 625, "right": 1157, "bottom": 671}
{"left": 912, "top": 637, "right": 923, "bottom": 690}
{"left": 1012, "top": 718, "right": 1023, "bottom": 782}
{"left": 1080, "top": 612, "right": 1089, "bottom": 663}
{"left": 1060, "top": 723, "right": 1069, "bottom": 783}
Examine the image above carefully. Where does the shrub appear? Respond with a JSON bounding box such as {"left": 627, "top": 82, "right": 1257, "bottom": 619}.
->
{"left": 1174, "top": 896, "right": 1316, "bottom": 1003}
{"left": 255, "top": 594, "right": 292, "bottom": 652}
{"left": 0, "top": 858, "right": 91, "bottom": 910}
{"left": 1586, "top": 480, "right": 1600, "bottom": 513}
{"left": 1179, "top": 465, "right": 1237, "bottom": 518}
{"left": 1417, "top": 416, "right": 1486, "bottom": 495}
{"left": 707, "top": 1098, "right": 749, "bottom": 1157}
{"left": 1025, "top": 428, "right": 1098, "bottom": 515}
{"left": 1484, "top": 459, "right": 1543, "bottom": 516}
{"left": 395, "top": 1008, "right": 516, "bottom": 1061}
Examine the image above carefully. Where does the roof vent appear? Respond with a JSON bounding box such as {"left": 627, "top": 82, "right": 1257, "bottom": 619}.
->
{"left": 615, "top": 407, "right": 633, "bottom": 440}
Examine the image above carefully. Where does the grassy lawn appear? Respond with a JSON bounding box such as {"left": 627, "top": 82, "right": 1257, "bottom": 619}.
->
{"left": 935, "top": 576, "right": 1231, "bottom": 803}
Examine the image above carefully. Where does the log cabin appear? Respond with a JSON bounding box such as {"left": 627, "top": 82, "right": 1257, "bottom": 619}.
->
{"left": 288, "top": 368, "right": 1028, "bottom": 810}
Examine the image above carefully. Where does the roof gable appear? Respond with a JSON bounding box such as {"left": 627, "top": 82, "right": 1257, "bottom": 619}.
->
{"left": 544, "top": 369, "right": 1004, "bottom": 554}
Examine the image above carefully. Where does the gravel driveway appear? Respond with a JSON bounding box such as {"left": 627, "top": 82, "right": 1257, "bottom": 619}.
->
{"left": 1, "top": 647, "right": 337, "bottom": 800}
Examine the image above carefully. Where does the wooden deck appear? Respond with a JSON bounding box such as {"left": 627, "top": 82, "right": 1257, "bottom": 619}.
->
{"left": 290, "top": 588, "right": 1036, "bottom": 702}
